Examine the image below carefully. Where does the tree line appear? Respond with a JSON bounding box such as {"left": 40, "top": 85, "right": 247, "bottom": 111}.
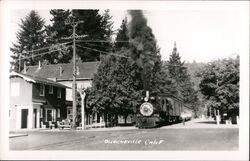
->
{"left": 11, "top": 10, "right": 239, "bottom": 123}
{"left": 11, "top": 9, "right": 113, "bottom": 69}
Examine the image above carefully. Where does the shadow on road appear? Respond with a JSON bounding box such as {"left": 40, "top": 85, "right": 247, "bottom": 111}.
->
{"left": 195, "top": 121, "right": 216, "bottom": 124}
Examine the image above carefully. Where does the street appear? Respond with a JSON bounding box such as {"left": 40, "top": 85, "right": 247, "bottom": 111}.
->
{"left": 9, "top": 119, "right": 239, "bottom": 150}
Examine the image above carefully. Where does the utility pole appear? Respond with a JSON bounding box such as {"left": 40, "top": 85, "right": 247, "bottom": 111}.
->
{"left": 64, "top": 18, "right": 87, "bottom": 129}
{"left": 19, "top": 50, "right": 26, "bottom": 72}
{"left": 19, "top": 53, "right": 22, "bottom": 72}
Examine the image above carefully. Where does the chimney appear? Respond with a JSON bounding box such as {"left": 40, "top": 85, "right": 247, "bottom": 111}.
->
{"left": 59, "top": 66, "right": 63, "bottom": 76}
{"left": 23, "top": 62, "right": 27, "bottom": 74}
{"left": 38, "top": 61, "right": 41, "bottom": 69}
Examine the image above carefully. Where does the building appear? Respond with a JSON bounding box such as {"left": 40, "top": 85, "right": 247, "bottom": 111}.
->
{"left": 25, "top": 61, "right": 100, "bottom": 124}
{"left": 9, "top": 71, "right": 68, "bottom": 130}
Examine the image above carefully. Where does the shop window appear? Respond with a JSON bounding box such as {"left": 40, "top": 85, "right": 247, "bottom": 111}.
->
{"left": 49, "top": 85, "right": 53, "bottom": 94}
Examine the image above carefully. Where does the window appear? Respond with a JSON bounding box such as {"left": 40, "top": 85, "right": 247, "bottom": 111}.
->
{"left": 39, "top": 84, "right": 45, "bottom": 96}
{"left": 57, "top": 88, "right": 61, "bottom": 98}
{"left": 49, "top": 85, "right": 53, "bottom": 94}
{"left": 57, "top": 109, "right": 60, "bottom": 118}
{"left": 10, "top": 82, "right": 20, "bottom": 96}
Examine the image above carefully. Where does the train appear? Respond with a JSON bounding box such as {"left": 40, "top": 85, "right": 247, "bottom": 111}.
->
{"left": 135, "top": 92, "right": 194, "bottom": 128}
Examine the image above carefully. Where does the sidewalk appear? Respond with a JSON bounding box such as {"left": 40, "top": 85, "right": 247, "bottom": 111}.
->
{"left": 10, "top": 125, "right": 137, "bottom": 134}
{"left": 163, "top": 118, "right": 239, "bottom": 129}
{"left": 9, "top": 118, "right": 238, "bottom": 135}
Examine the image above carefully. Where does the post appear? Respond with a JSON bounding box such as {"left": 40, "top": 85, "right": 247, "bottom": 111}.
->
{"left": 72, "top": 24, "right": 77, "bottom": 128}
{"left": 79, "top": 89, "right": 86, "bottom": 130}
{"left": 19, "top": 53, "right": 21, "bottom": 72}
{"left": 64, "top": 19, "right": 86, "bottom": 129}
{"left": 209, "top": 106, "right": 211, "bottom": 118}
{"left": 216, "top": 110, "right": 220, "bottom": 125}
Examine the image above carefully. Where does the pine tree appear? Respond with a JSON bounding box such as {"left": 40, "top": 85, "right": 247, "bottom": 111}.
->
{"left": 167, "top": 42, "right": 198, "bottom": 105}
{"left": 101, "top": 10, "right": 114, "bottom": 43}
{"left": 72, "top": 9, "right": 114, "bottom": 62}
{"left": 114, "top": 17, "right": 129, "bottom": 51}
{"left": 10, "top": 10, "right": 46, "bottom": 70}
{"left": 86, "top": 49, "right": 143, "bottom": 125}
{"left": 45, "top": 9, "right": 72, "bottom": 64}
{"left": 167, "top": 42, "right": 187, "bottom": 83}
{"left": 44, "top": 9, "right": 114, "bottom": 63}
{"left": 47, "top": 9, "right": 71, "bottom": 43}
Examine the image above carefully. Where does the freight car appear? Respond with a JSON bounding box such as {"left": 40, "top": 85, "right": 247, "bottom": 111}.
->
{"left": 135, "top": 92, "right": 193, "bottom": 128}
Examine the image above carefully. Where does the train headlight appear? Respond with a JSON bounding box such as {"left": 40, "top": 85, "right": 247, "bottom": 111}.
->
{"left": 140, "top": 102, "right": 154, "bottom": 116}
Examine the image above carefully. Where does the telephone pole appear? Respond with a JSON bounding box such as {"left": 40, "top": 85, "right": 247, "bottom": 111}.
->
{"left": 19, "top": 50, "right": 26, "bottom": 72}
{"left": 64, "top": 18, "right": 87, "bottom": 128}
{"left": 19, "top": 53, "right": 22, "bottom": 72}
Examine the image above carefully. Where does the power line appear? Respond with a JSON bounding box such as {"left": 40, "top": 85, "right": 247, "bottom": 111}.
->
{"left": 16, "top": 46, "right": 72, "bottom": 61}
{"left": 76, "top": 45, "right": 129, "bottom": 58}
{"left": 21, "top": 41, "right": 72, "bottom": 54}
{"left": 76, "top": 40, "right": 129, "bottom": 43}
{"left": 84, "top": 42, "right": 111, "bottom": 49}
{"left": 76, "top": 44, "right": 109, "bottom": 54}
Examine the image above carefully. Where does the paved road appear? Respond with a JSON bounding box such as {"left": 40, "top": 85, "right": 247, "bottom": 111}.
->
{"left": 10, "top": 119, "right": 239, "bottom": 150}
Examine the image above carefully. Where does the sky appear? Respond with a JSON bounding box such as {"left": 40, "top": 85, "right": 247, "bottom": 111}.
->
{"left": 9, "top": 1, "right": 248, "bottom": 63}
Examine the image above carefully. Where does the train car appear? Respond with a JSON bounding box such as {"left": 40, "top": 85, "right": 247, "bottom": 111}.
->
{"left": 181, "top": 104, "right": 193, "bottom": 121}
{"left": 135, "top": 93, "right": 193, "bottom": 128}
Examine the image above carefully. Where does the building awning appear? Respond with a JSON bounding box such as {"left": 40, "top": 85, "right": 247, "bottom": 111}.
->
{"left": 32, "top": 98, "right": 46, "bottom": 104}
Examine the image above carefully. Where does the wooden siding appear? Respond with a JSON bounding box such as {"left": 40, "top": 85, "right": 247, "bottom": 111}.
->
{"left": 32, "top": 83, "right": 67, "bottom": 120}
{"left": 10, "top": 77, "right": 33, "bottom": 106}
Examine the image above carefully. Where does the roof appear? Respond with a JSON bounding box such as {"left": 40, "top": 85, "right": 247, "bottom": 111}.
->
{"left": 25, "top": 61, "right": 100, "bottom": 80}
{"left": 10, "top": 71, "right": 69, "bottom": 89}
{"left": 158, "top": 93, "right": 183, "bottom": 102}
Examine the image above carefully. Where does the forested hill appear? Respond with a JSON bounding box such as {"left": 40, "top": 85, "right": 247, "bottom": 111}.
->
{"left": 185, "top": 61, "right": 206, "bottom": 90}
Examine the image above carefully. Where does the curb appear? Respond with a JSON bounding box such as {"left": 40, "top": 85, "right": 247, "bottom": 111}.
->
{"left": 9, "top": 133, "right": 28, "bottom": 138}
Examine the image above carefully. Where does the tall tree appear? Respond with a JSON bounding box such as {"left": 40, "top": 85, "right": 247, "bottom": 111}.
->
{"left": 10, "top": 10, "right": 46, "bottom": 70}
{"left": 114, "top": 17, "right": 129, "bottom": 51}
{"left": 198, "top": 57, "right": 239, "bottom": 118}
{"left": 45, "top": 9, "right": 114, "bottom": 64}
{"left": 46, "top": 9, "right": 72, "bottom": 43}
{"left": 86, "top": 50, "right": 143, "bottom": 125}
{"left": 72, "top": 9, "right": 114, "bottom": 62}
{"left": 44, "top": 9, "right": 72, "bottom": 64}
{"left": 166, "top": 42, "right": 198, "bottom": 108}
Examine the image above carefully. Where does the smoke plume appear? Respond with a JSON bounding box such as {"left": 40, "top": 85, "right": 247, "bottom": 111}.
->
{"left": 128, "top": 10, "right": 159, "bottom": 93}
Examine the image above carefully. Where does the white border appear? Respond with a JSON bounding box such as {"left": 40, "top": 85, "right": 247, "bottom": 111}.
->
{"left": 0, "top": 1, "right": 249, "bottom": 160}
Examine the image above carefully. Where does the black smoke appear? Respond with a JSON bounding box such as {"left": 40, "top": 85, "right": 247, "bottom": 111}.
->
{"left": 128, "top": 10, "right": 158, "bottom": 92}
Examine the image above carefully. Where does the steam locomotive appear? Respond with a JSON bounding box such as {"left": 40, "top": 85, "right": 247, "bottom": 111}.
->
{"left": 135, "top": 92, "right": 193, "bottom": 128}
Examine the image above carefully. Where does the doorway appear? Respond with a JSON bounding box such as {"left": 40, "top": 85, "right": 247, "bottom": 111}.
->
{"left": 47, "top": 109, "right": 52, "bottom": 121}
{"left": 21, "top": 109, "right": 28, "bottom": 128}
{"left": 33, "top": 109, "right": 37, "bottom": 128}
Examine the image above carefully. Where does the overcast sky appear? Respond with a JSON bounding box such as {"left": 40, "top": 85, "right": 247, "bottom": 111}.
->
{"left": 9, "top": 1, "right": 248, "bottom": 63}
